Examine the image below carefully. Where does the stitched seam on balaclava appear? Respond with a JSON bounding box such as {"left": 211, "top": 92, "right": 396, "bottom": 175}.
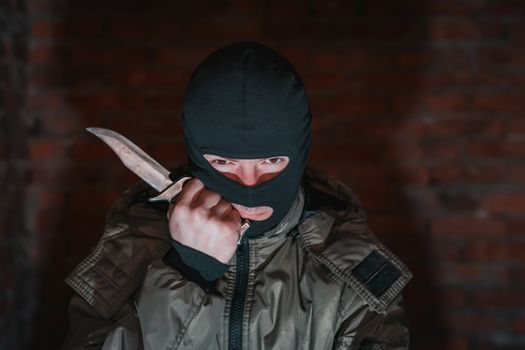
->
{"left": 242, "top": 51, "right": 247, "bottom": 131}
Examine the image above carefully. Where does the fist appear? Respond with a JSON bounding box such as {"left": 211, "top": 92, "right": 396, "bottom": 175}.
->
{"left": 167, "top": 178, "right": 242, "bottom": 264}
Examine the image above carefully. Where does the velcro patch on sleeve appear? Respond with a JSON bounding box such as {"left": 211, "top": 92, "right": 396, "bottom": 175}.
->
{"left": 352, "top": 250, "right": 402, "bottom": 298}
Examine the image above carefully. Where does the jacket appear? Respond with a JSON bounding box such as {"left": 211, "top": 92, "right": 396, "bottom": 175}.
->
{"left": 62, "top": 164, "right": 412, "bottom": 349}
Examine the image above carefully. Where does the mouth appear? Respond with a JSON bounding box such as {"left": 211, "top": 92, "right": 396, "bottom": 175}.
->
{"left": 231, "top": 203, "right": 273, "bottom": 221}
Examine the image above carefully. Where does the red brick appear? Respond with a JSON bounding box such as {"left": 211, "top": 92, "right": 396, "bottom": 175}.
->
{"left": 429, "top": 118, "right": 503, "bottom": 138}
{"left": 395, "top": 165, "right": 430, "bottom": 185}
{"left": 277, "top": 46, "right": 311, "bottom": 75}
{"left": 29, "top": 66, "right": 110, "bottom": 89}
{"left": 310, "top": 143, "right": 387, "bottom": 164}
{"left": 181, "top": 18, "right": 264, "bottom": 42}
{"left": 38, "top": 189, "right": 66, "bottom": 208}
{"left": 429, "top": 70, "right": 512, "bottom": 90}
{"left": 436, "top": 263, "right": 509, "bottom": 286}
{"left": 355, "top": 72, "right": 423, "bottom": 91}
{"left": 431, "top": 217, "right": 505, "bottom": 236}
{"left": 383, "top": 141, "right": 424, "bottom": 161}
{"left": 509, "top": 22, "right": 525, "bottom": 46}
{"left": 368, "top": 214, "right": 427, "bottom": 236}
{"left": 473, "top": 290, "right": 525, "bottom": 309}
{"left": 438, "top": 288, "right": 468, "bottom": 308}
{"left": 27, "top": 92, "right": 67, "bottom": 112}
{"left": 146, "top": 94, "right": 184, "bottom": 112}
{"left": 314, "top": 120, "right": 402, "bottom": 141}
{"left": 28, "top": 44, "right": 68, "bottom": 65}
{"left": 463, "top": 240, "right": 509, "bottom": 261}
{"left": 507, "top": 219, "right": 525, "bottom": 236}
{"left": 70, "top": 141, "right": 115, "bottom": 162}
{"left": 466, "top": 140, "right": 505, "bottom": 159}
{"left": 445, "top": 312, "right": 508, "bottom": 333}
{"left": 31, "top": 163, "right": 106, "bottom": 187}
{"left": 438, "top": 191, "right": 478, "bottom": 211}
{"left": 481, "top": 194, "right": 525, "bottom": 214}
{"left": 507, "top": 242, "right": 525, "bottom": 262}
{"left": 390, "top": 96, "right": 424, "bottom": 116}
{"left": 31, "top": 19, "right": 104, "bottom": 39}
{"left": 423, "top": 142, "right": 462, "bottom": 161}
{"left": 105, "top": 116, "right": 181, "bottom": 142}
{"left": 310, "top": 94, "right": 387, "bottom": 116}
{"left": 478, "top": 47, "right": 525, "bottom": 68}
{"left": 472, "top": 94, "right": 525, "bottom": 114}
{"left": 111, "top": 68, "right": 187, "bottom": 87}
{"left": 507, "top": 117, "right": 525, "bottom": 136}
{"left": 68, "top": 186, "right": 122, "bottom": 210}
{"left": 423, "top": 95, "right": 469, "bottom": 113}
{"left": 229, "top": 0, "right": 264, "bottom": 15}
{"left": 153, "top": 47, "right": 212, "bottom": 67}
{"left": 503, "top": 140, "right": 525, "bottom": 158}
{"left": 142, "top": 143, "right": 188, "bottom": 165}
{"left": 302, "top": 71, "right": 347, "bottom": 93}
{"left": 428, "top": 164, "right": 505, "bottom": 184}
{"left": 393, "top": 48, "right": 470, "bottom": 70}
{"left": 35, "top": 209, "right": 64, "bottom": 233}
{"left": 38, "top": 114, "right": 85, "bottom": 136}
{"left": 67, "top": 92, "right": 146, "bottom": 112}
{"left": 510, "top": 265, "right": 525, "bottom": 287}
{"left": 515, "top": 318, "right": 525, "bottom": 334}
{"left": 354, "top": 189, "right": 401, "bottom": 214}
{"left": 431, "top": 240, "right": 462, "bottom": 260}
{"left": 426, "top": 1, "right": 486, "bottom": 16}
{"left": 487, "top": 1, "right": 525, "bottom": 16}
{"left": 311, "top": 50, "right": 391, "bottom": 71}
{"left": 428, "top": 20, "right": 481, "bottom": 41}
{"left": 28, "top": 140, "right": 67, "bottom": 161}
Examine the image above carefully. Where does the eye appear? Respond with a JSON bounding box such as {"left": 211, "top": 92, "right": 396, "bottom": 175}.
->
{"left": 265, "top": 157, "right": 285, "bottom": 165}
{"left": 212, "top": 159, "right": 231, "bottom": 166}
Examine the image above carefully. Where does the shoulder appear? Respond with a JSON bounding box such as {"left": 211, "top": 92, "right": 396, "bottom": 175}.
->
{"left": 65, "top": 163, "right": 191, "bottom": 319}
{"left": 298, "top": 166, "right": 412, "bottom": 313}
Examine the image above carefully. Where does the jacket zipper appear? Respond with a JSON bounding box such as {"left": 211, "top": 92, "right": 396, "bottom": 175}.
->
{"left": 228, "top": 238, "right": 250, "bottom": 350}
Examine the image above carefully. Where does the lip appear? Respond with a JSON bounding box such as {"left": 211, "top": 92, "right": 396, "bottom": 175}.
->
{"left": 232, "top": 203, "right": 273, "bottom": 221}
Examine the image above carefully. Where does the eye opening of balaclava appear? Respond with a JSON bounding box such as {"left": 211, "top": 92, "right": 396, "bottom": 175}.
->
{"left": 182, "top": 41, "right": 312, "bottom": 237}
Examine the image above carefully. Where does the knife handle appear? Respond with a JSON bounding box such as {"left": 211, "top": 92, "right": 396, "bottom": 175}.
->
{"left": 149, "top": 176, "right": 193, "bottom": 202}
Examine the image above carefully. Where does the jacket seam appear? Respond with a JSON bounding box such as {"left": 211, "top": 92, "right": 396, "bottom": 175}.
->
{"left": 297, "top": 225, "right": 411, "bottom": 314}
{"left": 65, "top": 229, "right": 172, "bottom": 319}
{"left": 170, "top": 288, "right": 208, "bottom": 350}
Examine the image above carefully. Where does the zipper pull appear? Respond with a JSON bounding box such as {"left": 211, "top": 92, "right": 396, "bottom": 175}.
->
{"left": 237, "top": 219, "right": 251, "bottom": 245}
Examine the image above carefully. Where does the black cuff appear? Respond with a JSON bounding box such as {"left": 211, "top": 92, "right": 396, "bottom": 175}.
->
{"left": 163, "top": 240, "right": 229, "bottom": 290}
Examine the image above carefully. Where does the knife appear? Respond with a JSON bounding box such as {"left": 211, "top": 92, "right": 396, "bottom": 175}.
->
{"left": 86, "top": 127, "right": 251, "bottom": 238}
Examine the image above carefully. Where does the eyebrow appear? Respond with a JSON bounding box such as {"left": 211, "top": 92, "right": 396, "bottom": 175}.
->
{"left": 211, "top": 156, "right": 237, "bottom": 161}
{"left": 207, "top": 155, "right": 286, "bottom": 161}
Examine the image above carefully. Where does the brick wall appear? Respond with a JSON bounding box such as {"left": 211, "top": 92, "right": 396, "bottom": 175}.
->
{"left": 1, "top": 0, "right": 34, "bottom": 349}
{"left": 3, "top": 0, "right": 524, "bottom": 349}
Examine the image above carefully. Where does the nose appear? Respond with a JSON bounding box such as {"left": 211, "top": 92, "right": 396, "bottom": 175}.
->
{"left": 238, "top": 166, "right": 261, "bottom": 186}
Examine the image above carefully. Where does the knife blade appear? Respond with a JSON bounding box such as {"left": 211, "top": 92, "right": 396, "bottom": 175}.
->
{"left": 86, "top": 127, "right": 251, "bottom": 237}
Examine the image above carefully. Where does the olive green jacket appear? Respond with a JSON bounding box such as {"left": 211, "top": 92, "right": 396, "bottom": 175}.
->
{"left": 62, "top": 165, "right": 412, "bottom": 350}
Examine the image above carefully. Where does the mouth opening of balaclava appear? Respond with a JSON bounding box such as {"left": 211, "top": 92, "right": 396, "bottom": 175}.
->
{"left": 182, "top": 41, "right": 312, "bottom": 237}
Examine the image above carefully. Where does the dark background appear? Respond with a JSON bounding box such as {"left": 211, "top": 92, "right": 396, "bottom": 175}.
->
{"left": 2, "top": 0, "right": 525, "bottom": 349}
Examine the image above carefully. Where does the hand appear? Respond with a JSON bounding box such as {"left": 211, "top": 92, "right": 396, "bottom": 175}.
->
{"left": 167, "top": 178, "right": 242, "bottom": 264}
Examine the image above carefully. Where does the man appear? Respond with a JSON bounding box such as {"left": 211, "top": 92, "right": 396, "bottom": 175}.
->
{"left": 62, "top": 41, "right": 412, "bottom": 349}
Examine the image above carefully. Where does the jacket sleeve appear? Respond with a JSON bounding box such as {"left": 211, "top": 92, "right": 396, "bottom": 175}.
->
{"left": 61, "top": 294, "right": 141, "bottom": 350}
{"left": 332, "top": 294, "right": 410, "bottom": 350}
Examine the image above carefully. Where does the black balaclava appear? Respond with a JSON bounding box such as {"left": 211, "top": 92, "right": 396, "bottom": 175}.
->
{"left": 182, "top": 41, "right": 312, "bottom": 237}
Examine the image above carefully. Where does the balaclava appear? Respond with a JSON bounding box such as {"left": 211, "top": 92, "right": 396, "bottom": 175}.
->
{"left": 182, "top": 41, "right": 312, "bottom": 237}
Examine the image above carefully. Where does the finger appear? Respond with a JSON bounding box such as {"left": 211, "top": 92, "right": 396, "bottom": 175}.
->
{"left": 167, "top": 201, "right": 174, "bottom": 220}
{"left": 194, "top": 189, "right": 222, "bottom": 209}
{"left": 228, "top": 207, "right": 241, "bottom": 224}
{"left": 177, "top": 178, "right": 205, "bottom": 206}
{"left": 211, "top": 200, "right": 233, "bottom": 217}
